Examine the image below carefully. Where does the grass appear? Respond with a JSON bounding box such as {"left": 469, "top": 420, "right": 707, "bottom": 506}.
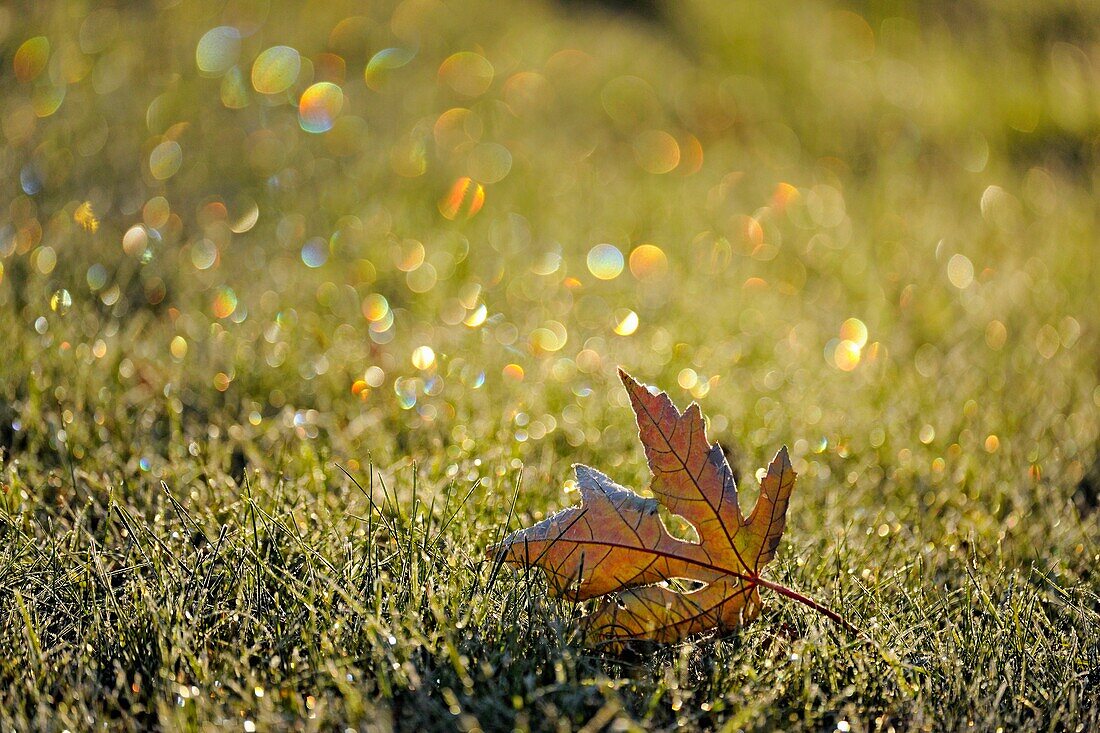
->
{"left": 1, "top": 0, "right": 1099, "bottom": 729}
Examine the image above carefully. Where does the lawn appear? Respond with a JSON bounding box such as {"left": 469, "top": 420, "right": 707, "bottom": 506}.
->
{"left": 1, "top": 0, "right": 1098, "bottom": 730}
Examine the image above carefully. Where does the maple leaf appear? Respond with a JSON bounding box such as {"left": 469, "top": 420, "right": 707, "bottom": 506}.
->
{"left": 489, "top": 369, "right": 856, "bottom": 644}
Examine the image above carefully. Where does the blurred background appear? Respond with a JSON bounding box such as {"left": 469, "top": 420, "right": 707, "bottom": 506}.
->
{"left": 1, "top": 0, "right": 1098, "bottom": 516}
{"left": 3, "top": 1, "right": 1100, "bottom": 729}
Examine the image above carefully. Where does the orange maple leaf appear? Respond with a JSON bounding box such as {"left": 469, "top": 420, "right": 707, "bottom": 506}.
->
{"left": 489, "top": 369, "right": 856, "bottom": 644}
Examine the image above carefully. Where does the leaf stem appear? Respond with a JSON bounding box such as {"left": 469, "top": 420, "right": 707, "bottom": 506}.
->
{"left": 753, "top": 576, "right": 865, "bottom": 639}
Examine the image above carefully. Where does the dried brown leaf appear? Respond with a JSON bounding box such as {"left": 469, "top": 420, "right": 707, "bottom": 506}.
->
{"left": 489, "top": 369, "right": 854, "bottom": 644}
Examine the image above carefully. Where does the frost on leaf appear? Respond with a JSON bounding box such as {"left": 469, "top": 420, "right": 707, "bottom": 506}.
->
{"left": 489, "top": 369, "right": 797, "bottom": 644}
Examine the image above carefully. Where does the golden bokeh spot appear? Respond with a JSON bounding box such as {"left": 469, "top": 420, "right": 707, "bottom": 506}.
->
{"left": 74, "top": 201, "right": 99, "bottom": 232}
{"left": 298, "top": 82, "right": 344, "bottom": 133}
{"left": 439, "top": 177, "right": 485, "bottom": 220}
{"left": 839, "top": 318, "right": 868, "bottom": 349}
{"left": 438, "top": 52, "right": 494, "bottom": 97}
{"left": 834, "top": 340, "right": 861, "bottom": 371}
{"left": 14, "top": 37, "right": 50, "bottom": 83}
{"left": 613, "top": 309, "right": 639, "bottom": 336}
{"left": 412, "top": 345, "right": 436, "bottom": 370}
{"left": 628, "top": 244, "right": 668, "bottom": 280}
{"left": 772, "top": 182, "right": 800, "bottom": 211}
{"left": 634, "top": 130, "right": 680, "bottom": 174}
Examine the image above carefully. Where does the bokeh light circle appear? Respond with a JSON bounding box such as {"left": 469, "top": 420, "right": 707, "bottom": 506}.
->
{"left": 298, "top": 82, "right": 344, "bottom": 133}
{"left": 613, "top": 309, "right": 639, "bottom": 336}
{"left": 834, "top": 340, "right": 861, "bottom": 371}
{"left": 212, "top": 287, "right": 238, "bottom": 319}
{"left": 301, "top": 238, "right": 328, "bottom": 267}
{"left": 439, "top": 177, "right": 485, "bottom": 220}
{"left": 14, "top": 37, "right": 51, "bottom": 83}
{"left": 123, "top": 225, "right": 149, "bottom": 257}
{"left": 947, "top": 253, "right": 974, "bottom": 289}
{"left": 467, "top": 143, "right": 513, "bottom": 184}
{"left": 411, "top": 345, "right": 436, "bottom": 370}
{"left": 149, "top": 141, "right": 182, "bottom": 180}
{"left": 839, "top": 318, "right": 868, "bottom": 348}
{"left": 634, "top": 130, "right": 680, "bottom": 174}
{"left": 50, "top": 288, "right": 72, "bottom": 315}
{"left": 628, "top": 244, "right": 668, "bottom": 279}
{"left": 362, "top": 293, "right": 390, "bottom": 322}
{"left": 438, "top": 52, "right": 494, "bottom": 97}
{"left": 196, "top": 26, "right": 241, "bottom": 76}
{"left": 143, "top": 196, "right": 171, "bottom": 228}
{"left": 587, "top": 244, "right": 624, "bottom": 280}
{"left": 252, "top": 46, "right": 301, "bottom": 94}
{"left": 365, "top": 48, "right": 415, "bottom": 91}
